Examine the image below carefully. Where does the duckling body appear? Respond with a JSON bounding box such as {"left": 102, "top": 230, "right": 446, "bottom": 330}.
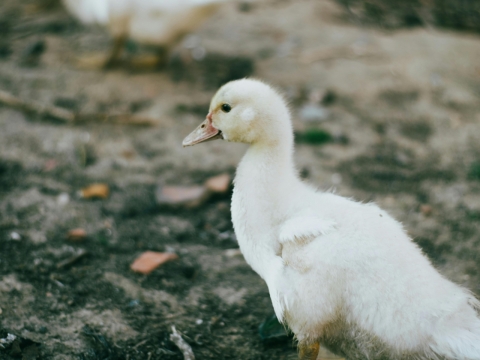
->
{"left": 183, "top": 79, "right": 480, "bottom": 360}
{"left": 62, "top": 0, "right": 226, "bottom": 67}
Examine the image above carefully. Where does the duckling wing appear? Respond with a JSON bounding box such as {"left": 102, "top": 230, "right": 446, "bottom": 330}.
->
{"left": 278, "top": 213, "right": 336, "bottom": 275}
{"left": 279, "top": 213, "right": 336, "bottom": 245}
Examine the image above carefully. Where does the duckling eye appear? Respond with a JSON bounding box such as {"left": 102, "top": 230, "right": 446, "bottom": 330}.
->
{"left": 221, "top": 104, "right": 231, "bottom": 113}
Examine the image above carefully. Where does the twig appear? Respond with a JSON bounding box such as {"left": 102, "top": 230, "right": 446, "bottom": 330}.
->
{"left": 0, "top": 89, "right": 157, "bottom": 126}
{"left": 56, "top": 249, "right": 88, "bottom": 269}
{"left": 0, "top": 89, "right": 74, "bottom": 123}
{"left": 170, "top": 326, "right": 195, "bottom": 360}
{"left": 75, "top": 113, "right": 157, "bottom": 126}
{"left": 163, "top": 312, "right": 186, "bottom": 320}
{"left": 299, "top": 46, "right": 382, "bottom": 64}
{"left": 133, "top": 339, "right": 148, "bottom": 350}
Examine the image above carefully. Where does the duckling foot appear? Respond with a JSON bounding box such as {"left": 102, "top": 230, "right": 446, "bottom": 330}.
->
{"left": 298, "top": 341, "right": 320, "bottom": 360}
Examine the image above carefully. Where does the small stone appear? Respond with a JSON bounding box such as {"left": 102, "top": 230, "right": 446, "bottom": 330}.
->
{"left": 127, "top": 300, "right": 140, "bottom": 308}
{"left": 80, "top": 183, "right": 109, "bottom": 199}
{"left": 225, "top": 248, "right": 242, "bottom": 258}
{"left": 420, "top": 204, "right": 433, "bottom": 216}
{"left": 195, "top": 319, "right": 203, "bottom": 325}
{"left": 299, "top": 104, "right": 329, "bottom": 122}
{"left": 205, "top": 174, "right": 231, "bottom": 193}
{"left": 57, "top": 192, "right": 70, "bottom": 206}
{"left": 67, "top": 228, "right": 87, "bottom": 242}
{"left": 10, "top": 232, "right": 21, "bottom": 241}
{"left": 155, "top": 185, "right": 208, "bottom": 208}
{"left": 130, "top": 251, "right": 178, "bottom": 275}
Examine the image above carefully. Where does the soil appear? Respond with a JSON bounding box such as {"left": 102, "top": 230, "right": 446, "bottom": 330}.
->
{"left": 1, "top": 0, "right": 480, "bottom": 359}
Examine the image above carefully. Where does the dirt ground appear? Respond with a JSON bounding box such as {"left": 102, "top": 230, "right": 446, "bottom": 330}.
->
{"left": 1, "top": 0, "right": 480, "bottom": 359}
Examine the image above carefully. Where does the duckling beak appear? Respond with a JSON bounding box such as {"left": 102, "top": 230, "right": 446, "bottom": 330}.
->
{"left": 182, "top": 115, "right": 223, "bottom": 147}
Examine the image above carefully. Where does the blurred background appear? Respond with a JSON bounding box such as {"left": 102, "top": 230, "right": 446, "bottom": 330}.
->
{"left": 0, "top": 0, "right": 479, "bottom": 359}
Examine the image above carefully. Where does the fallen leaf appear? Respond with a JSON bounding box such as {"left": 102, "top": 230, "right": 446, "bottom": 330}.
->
{"left": 130, "top": 251, "right": 178, "bottom": 275}
{"left": 121, "top": 149, "right": 136, "bottom": 159}
{"left": 205, "top": 174, "right": 231, "bottom": 193}
{"left": 155, "top": 185, "right": 208, "bottom": 208}
{"left": 420, "top": 204, "right": 433, "bottom": 216}
{"left": 67, "top": 228, "right": 87, "bottom": 242}
{"left": 44, "top": 159, "right": 58, "bottom": 172}
{"left": 81, "top": 183, "right": 109, "bottom": 199}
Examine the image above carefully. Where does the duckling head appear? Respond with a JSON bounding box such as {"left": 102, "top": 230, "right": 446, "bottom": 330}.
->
{"left": 183, "top": 79, "right": 293, "bottom": 147}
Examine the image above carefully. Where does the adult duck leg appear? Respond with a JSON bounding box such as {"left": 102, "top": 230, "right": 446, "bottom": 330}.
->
{"left": 128, "top": 45, "right": 169, "bottom": 70}
{"left": 298, "top": 341, "right": 320, "bottom": 360}
{"left": 103, "top": 34, "right": 127, "bottom": 69}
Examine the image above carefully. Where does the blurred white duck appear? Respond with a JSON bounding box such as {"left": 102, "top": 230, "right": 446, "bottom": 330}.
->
{"left": 62, "top": 0, "right": 228, "bottom": 67}
{"left": 183, "top": 79, "right": 480, "bottom": 360}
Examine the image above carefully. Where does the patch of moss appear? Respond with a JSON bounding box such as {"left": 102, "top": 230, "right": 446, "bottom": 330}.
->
{"left": 335, "top": 0, "right": 480, "bottom": 33}
{"left": 294, "top": 129, "right": 332, "bottom": 145}
{"left": 468, "top": 162, "right": 480, "bottom": 181}
{"left": 414, "top": 237, "right": 451, "bottom": 264}
{"left": 259, "top": 314, "right": 291, "bottom": 344}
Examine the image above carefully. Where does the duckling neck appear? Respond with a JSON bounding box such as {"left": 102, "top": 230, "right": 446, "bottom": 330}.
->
{"left": 239, "top": 140, "right": 297, "bottom": 186}
{"left": 232, "top": 137, "right": 302, "bottom": 279}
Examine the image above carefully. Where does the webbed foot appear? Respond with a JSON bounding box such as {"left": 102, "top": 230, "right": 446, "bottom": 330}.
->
{"left": 298, "top": 341, "right": 320, "bottom": 360}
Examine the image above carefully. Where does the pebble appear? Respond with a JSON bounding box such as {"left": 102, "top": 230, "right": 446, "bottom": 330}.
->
{"left": 10, "top": 232, "right": 21, "bottom": 241}
{"left": 224, "top": 249, "right": 242, "bottom": 258}
{"left": 299, "top": 104, "right": 329, "bottom": 122}
{"left": 130, "top": 251, "right": 179, "bottom": 275}
{"left": 57, "top": 193, "right": 70, "bottom": 206}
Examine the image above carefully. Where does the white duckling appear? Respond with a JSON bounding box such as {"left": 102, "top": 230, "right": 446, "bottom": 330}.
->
{"left": 183, "top": 79, "right": 480, "bottom": 360}
{"left": 62, "top": 0, "right": 228, "bottom": 68}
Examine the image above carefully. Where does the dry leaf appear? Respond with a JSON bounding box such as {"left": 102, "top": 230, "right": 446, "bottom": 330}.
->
{"left": 67, "top": 228, "right": 87, "bottom": 242}
{"left": 81, "top": 183, "right": 110, "bottom": 199}
{"left": 155, "top": 185, "right": 208, "bottom": 208}
{"left": 420, "top": 204, "right": 433, "bottom": 216}
{"left": 130, "top": 251, "right": 178, "bottom": 275}
{"left": 205, "top": 174, "right": 231, "bottom": 193}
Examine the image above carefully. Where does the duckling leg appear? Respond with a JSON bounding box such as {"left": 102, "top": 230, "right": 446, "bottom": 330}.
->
{"left": 103, "top": 35, "right": 127, "bottom": 69}
{"left": 298, "top": 341, "right": 320, "bottom": 360}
